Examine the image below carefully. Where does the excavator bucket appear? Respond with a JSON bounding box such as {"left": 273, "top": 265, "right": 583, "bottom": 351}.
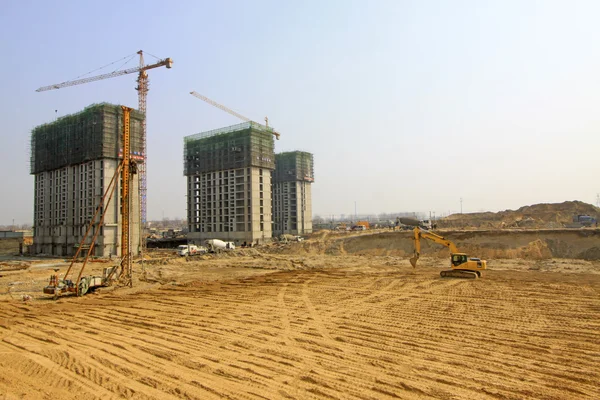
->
{"left": 409, "top": 255, "right": 418, "bottom": 268}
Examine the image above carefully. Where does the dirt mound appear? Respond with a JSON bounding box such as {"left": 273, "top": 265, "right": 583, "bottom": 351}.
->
{"left": 440, "top": 201, "right": 599, "bottom": 229}
{"left": 577, "top": 246, "right": 600, "bottom": 260}
{"left": 0, "top": 261, "right": 30, "bottom": 271}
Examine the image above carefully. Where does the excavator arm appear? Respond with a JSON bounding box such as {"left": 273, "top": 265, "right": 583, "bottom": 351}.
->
{"left": 408, "top": 227, "right": 486, "bottom": 278}
{"left": 409, "top": 227, "right": 459, "bottom": 268}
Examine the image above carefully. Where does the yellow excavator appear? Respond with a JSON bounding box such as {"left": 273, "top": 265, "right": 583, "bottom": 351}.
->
{"left": 409, "top": 227, "right": 486, "bottom": 279}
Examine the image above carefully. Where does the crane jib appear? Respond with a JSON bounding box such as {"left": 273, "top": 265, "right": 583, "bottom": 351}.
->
{"left": 35, "top": 58, "right": 172, "bottom": 92}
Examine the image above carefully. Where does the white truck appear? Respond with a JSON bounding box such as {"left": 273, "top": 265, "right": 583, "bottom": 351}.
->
{"left": 419, "top": 220, "right": 433, "bottom": 230}
{"left": 205, "top": 239, "right": 236, "bottom": 252}
{"left": 280, "top": 234, "right": 304, "bottom": 243}
{"left": 177, "top": 244, "right": 206, "bottom": 256}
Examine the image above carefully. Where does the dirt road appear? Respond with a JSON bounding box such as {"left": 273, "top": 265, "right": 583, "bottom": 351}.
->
{"left": 0, "top": 254, "right": 598, "bottom": 399}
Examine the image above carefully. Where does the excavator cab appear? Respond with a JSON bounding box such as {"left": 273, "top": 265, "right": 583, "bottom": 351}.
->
{"left": 446, "top": 252, "right": 485, "bottom": 278}
{"left": 451, "top": 254, "right": 468, "bottom": 267}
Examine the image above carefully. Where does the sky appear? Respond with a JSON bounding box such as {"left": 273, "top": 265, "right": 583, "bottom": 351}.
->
{"left": 1, "top": 0, "right": 599, "bottom": 225}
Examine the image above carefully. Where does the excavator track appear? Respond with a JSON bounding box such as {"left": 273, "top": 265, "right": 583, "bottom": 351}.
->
{"left": 440, "top": 270, "right": 479, "bottom": 279}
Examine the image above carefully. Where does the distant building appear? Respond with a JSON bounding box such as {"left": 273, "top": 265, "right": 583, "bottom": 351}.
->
{"left": 0, "top": 231, "right": 33, "bottom": 256}
{"left": 30, "top": 103, "right": 142, "bottom": 257}
{"left": 184, "top": 122, "right": 276, "bottom": 245}
{"left": 272, "top": 151, "right": 314, "bottom": 236}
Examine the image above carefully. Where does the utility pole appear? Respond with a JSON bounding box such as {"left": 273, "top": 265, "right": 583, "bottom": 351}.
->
{"left": 354, "top": 201, "right": 357, "bottom": 221}
{"left": 460, "top": 198, "right": 463, "bottom": 214}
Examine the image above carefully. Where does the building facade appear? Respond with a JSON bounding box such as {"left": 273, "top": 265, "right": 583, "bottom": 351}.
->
{"left": 272, "top": 151, "right": 314, "bottom": 236}
{"left": 184, "top": 122, "right": 276, "bottom": 245}
{"left": 0, "top": 231, "right": 33, "bottom": 256}
{"left": 30, "top": 103, "right": 142, "bottom": 257}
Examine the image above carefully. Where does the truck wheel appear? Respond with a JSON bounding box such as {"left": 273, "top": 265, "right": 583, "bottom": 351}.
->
{"left": 78, "top": 279, "right": 89, "bottom": 296}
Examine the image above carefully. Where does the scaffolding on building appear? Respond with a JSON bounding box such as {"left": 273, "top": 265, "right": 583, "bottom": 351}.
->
{"left": 184, "top": 121, "right": 276, "bottom": 175}
{"left": 273, "top": 151, "right": 315, "bottom": 183}
{"left": 30, "top": 103, "right": 144, "bottom": 174}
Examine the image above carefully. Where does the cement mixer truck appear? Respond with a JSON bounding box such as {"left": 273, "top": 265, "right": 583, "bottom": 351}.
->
{"left": 205, "top": 239, "right": 236, "bottom": 252}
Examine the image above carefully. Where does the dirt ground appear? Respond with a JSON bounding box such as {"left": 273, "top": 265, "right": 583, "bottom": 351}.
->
{"left": 1, "top": 235, "right": 599, "bottom": 399}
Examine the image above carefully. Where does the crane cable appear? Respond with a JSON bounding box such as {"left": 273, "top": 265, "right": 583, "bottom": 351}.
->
{"left": 111, "top": 54, "right": 138, "bottom": 74}
{"left": 142, "top": 51, "right": 162, "bottom": 61}
{"left": 68, "top": 52, "right": 138, "bottom": 82}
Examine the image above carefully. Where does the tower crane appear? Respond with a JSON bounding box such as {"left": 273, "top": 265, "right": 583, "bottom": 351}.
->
{"left": 190, "top": 91, "right": 280, "bottom": 140}
{"left": 36, "top": 50, "right": 173, "bottom": 232}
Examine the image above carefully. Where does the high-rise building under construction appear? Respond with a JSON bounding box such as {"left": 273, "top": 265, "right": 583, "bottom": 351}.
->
{"left": 30, "top": 103, "right": 142, "bottom": 257}
{"left": 184, "top": 122, "right": 276, "bottom": 245}
{"left": 272, "top": 151, "right": 314, "bottom": 236}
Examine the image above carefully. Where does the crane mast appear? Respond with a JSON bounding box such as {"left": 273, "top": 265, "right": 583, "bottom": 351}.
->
{"left": 136, "top": 51, "right": 149, "bottom": 254}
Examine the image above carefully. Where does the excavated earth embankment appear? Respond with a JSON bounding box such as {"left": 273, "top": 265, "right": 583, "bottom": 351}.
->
{"left": 287, "top": 229, "right": 600, "bottom": 260}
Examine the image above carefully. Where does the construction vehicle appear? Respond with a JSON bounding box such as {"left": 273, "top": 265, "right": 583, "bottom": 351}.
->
{"left": 409, "top": 227, "right": 486, "bottom": 279}
{"left": 177, "top": 244, "right": 207, "bottom": 256}
{"left": 279, "top": 234, "right": 304, "bottom": 243}
{"left": 419, "top": 219, "right": 433, "bottom": 229}
{"left": 205, "top": 239, "right": 236, "bottom": 252}
{"left": 356, "top": 221, "right": 370, "bottom": 229}
{"left": 572, "top": 215, "right": 597, "bottom": 227}
{"left": 43, "top": 107, "right": 137, "bottom": 298}
{"left": 334, "top": 223, "right": 348, "bottom": 231}
{"left": 44, "top": 266, "right": 118, "bottom": 299}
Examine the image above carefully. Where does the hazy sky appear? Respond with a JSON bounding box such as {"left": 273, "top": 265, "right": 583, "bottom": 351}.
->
{"left": 1, "top": 0, "right": 599, "bottom": 225}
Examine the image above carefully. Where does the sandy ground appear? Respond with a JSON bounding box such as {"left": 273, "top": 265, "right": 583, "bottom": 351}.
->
{"left": 0, "top": 248, "right": 599, "bottom": 399}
